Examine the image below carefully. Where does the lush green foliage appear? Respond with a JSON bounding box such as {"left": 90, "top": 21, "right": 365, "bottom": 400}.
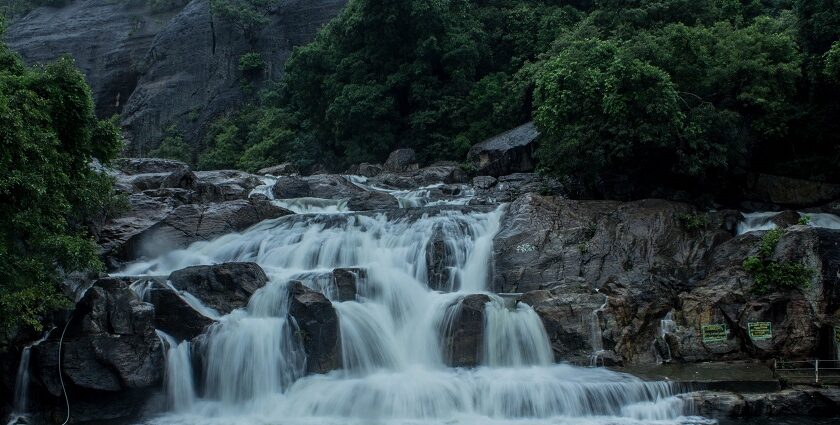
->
{"left": 191, "top": 0, "right": 840, "bottom": 188}
{"left": 743, "top": 228, "right": 813, "bottom": 295}
{"left": 210, "top": 0, "right": 275, "bottom": 40}
{"left": 677, "top": 212, "right": 710, "bottom": 232}
{"left": 0, "top": 36, "right": 122, "bottom": 330}
{"left": 149, "top": 125, "right": 192, "bottom": 164}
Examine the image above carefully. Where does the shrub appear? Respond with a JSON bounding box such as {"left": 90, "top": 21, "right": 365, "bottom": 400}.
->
{"left": 743, "top": 228, "right": 813, "bottom": 295}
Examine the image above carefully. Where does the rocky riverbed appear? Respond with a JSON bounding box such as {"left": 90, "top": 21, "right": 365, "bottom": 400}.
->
{"left": 1, "top": 152, "right": 839, "bottom": 424}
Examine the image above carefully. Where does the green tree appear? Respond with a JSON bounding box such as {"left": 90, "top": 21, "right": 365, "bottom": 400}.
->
{"left": 0, "top": 39, "right": 122, "bottom": 330}
{"left": 149, "top": 125, "right": 193, "bottom": 164}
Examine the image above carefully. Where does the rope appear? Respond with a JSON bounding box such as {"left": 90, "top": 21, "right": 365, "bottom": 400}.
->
{"left": 57, "top": 313, "right": 73, "bottom": 425}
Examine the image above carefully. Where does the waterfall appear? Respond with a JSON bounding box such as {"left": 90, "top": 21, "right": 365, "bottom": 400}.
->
{"left": 8, "top": 329, "right": 53, "bottom": 422}
{"left": 589, "top": 294, "right": 609, "bottom": 366}
{"left": 483, "top": 300, "right": 553, "bottom": 367}
{"left": 736, "top": 211, "right": 840, "bottom": 235}
{"left": 120, "top": 182, "right": 704, "bottom": 425}
{"left": 656, "top": 310, "right": 677, "bottom": 363}
{"left": 156, "top": 331, "right": 197, "bottom": 411}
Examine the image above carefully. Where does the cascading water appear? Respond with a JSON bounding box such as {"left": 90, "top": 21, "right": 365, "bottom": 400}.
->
{"left": 7, "top": 329, "right": 54, "bottom": 424}
{"left": 589, "top": 294, "right": 609, "bottom": 367}
{"left": 156, "top": 331, "right": 197, "bottom": 412}
{"left": 736, "top": 211, "right": 840, "bottom": 235}
{"left": 121, "top": 182, "right": 706, "bottom": 425}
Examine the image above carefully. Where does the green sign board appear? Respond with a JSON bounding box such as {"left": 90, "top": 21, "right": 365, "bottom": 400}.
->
{"left": 748, "top": 322, "right": 772, "bottom": 341}
{"left": 835, "top": 327, "right": 840, "bottom": 345}
{"left": 702, "top": 324, "right": 727, "bottom": 343}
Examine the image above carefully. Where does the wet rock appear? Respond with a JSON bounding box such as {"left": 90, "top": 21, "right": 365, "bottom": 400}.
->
{"left": 770, "top": 210, "right": 801, "bottom": 228}
{"left": 520, "top": 282, "right": 607, "bottom": 363}
{"left": 303, "top": 174, "right": 365, "bottom": 199}
{"left": 168, "top": 263, "right": 269, "bottom": 315}
{"left": 194, "top": 170, "right": 263, "bottom": 202}
{"left": 426, "top": 226, "right": 455, "bottom": 291}
{"left": 372, "top": 165, "right": 468, "bottom": 189}
{"left": 259, "top": 163, "right": 299, "bottom": 176}
{"left": 472, "top": 176, "right": 497, "bottom": 190}
{"left": 288, "top": 282, "right": 341, "bottom": 374}
{"left": 346, "top": 191, "right": 400, "bottom": 211}
{"left": 118, "top": 199, "right": 292, "bottom": 260}
{"left": 467, "top": 122, "right": 539, "bottom": 177}
{"left": 346, "top": 163, "right": 383, "bottom": 177}
{"left": 442, "top": 294, "right": 491, "bottom": 367}
{"left": 384, "top": 148, "right": 418, "bottom": 172}
{"left": 332, "top": 268, "right": 365, "bottom": 302}
{"left": 146, "top": 282, "right": 216, "bottom": 341}
{"left": 272, "top": 176, "right": 312, "bottom": 199}
{"left": 31, "top": 278, "right": 163, "bottom": 422}
{"left": 685, "top": 388, "right": 840, "bottom": 418}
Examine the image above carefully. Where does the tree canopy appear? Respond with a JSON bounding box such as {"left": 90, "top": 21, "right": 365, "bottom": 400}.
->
{"left": 0, "top": 30, "right": 122, "bottom": 330}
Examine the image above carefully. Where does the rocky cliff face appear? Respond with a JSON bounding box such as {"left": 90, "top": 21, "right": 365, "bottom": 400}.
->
{"left": 5, "top": 0, "right": 347, "bottom": 155}
{"left": 496, "top": 194, "right": 840, "bottom": 365}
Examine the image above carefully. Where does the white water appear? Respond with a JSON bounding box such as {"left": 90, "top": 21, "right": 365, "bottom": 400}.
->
{"left": 655, "top": 311, "right": 678, "bottom": 363}
{"left": 589, "top": 294, "right": 609, "bottom": 367}
{"left": 157, "top": 331, "right": 198, "bottom": 411}
{"left": 120, "top": 183, "right": 704, "bottom": 425}
{"left": 251, "top": 175, "right": 476, "bottom": 214}
{"left": 736, "top": 211, "right": 840, "bottom": 235}
{"left": 7, "top": 329, "right": 54, "bottom": 423}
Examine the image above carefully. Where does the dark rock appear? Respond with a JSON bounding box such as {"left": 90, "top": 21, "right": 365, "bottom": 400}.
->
{"left": 383, "top": 148, "right": 417, "bottom": 172}
{"left": 520, "top": 282, "right": 607, "bottom": 363}
{"left": 168, "top": 263, "right": 269, "bottom": 315}
{"left": 6, "top": 0, "right": 348, "bottom": 155}
{"left": 346, "top": 163, "right": 383, "bottom": 177}
{"left": 259, "top": 163, "right": 299, "bottom": 176}
{"left": 684, "top": 388, "right": 840, "bottom": 418}
{"left": 332, "top": 268, "right": 365, "bottom": 302}
{"left": 425, "top": 226, "right": 455, "bottom": 291}
{"left": 194, "top": 170, "right": 264, "bottom": 202}
{"left": 288, "top": 282, "right": 341, "bottom": 374}
{"left": 441, "top": 294, "right": 490, "bottom": 367}
{"left": 371, "top": 165, "right": 469, "bottom": 189}
{"left": 118, "top": 199, "right": 292, "bottom": 260}
{"left": 272, "top": 176, "right": 312, "bottom": 199}
{"left": 30, "top": 278, "right": 163, "bottom": 422}
{"left": 467, "top": 122, "right": 539, "bottom": 177}
{"left": 114, "top": 158, "right": 191, "bottom": 175}
{"left": 303, "top": 174, "right": 365, "bottom": 199}
{"left": 346, "top": 191, "right": 400, "bottom": 211}
{"left": 472, "top": 176, "right": 497, "bottom": 190}
{"left": 770, "top": 210, "right": 801, "bottom": 228}
{"left": 146, "top": 282, "right": 216, "bottom": 341}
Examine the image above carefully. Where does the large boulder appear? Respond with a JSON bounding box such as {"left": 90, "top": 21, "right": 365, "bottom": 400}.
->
{"left": 31, "top": 278, "right": 163, "bottom": 422}
{"left": 467, "top": 122, "right": 539, "bottom": 177}
{"left": 258, "top": 163, "right": 299, "bottom": 176}
{"left": 346, "top": 191, "right": 400, "bottom": 211}
{"left": 145, "top": 280, "right": 217, "bottom": 341}
{"left": 288, "top": 282, "right": 341, "bottom": 374}
{"left": 441, "top": 294, "right": 491, "bottom": 367}
{"left": 194, "top": 170, "right": 264, "bottom": 202}
{"left": 383, "top": 148, "right": 417, "bottom": 172}
{"left": 492, "top": 194, "right": 729, "bottom": 293}
{"left": 303, "top": 174, "right": 365, "bottom": 199}
{"left": 272, "top": 176, "right": 312, "bottom": 199}
{"left": 117, "top": 199, "right": 293, "bottom": 260}
{"left": 168, "top": 263, "right": 269, "bottom": 315}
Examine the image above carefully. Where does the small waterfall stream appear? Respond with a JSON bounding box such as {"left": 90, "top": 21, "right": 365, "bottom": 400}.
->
{"left": 7, "top": 329, "right": 54, "bottom": 423}
{"left": 113, "top": 177, "right": 705, "bottom": 425}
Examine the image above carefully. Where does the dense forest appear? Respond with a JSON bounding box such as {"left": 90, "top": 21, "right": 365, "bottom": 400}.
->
{"left": 179, "top": 0, "right": 840, "bottom": 196}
